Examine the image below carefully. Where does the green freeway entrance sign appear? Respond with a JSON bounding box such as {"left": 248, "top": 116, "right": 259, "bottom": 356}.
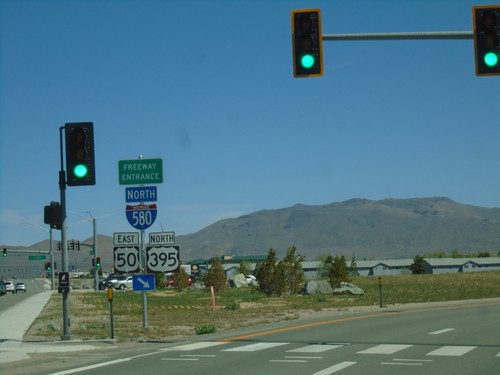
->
{"left": 119, "top": 158, "right": 163, "bottom": 185}
{"left": 29, "top": 255, "right": 46, "bottom": 260}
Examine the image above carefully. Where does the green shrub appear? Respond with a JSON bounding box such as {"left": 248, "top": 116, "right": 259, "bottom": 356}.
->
{"left": 194, "top": 323, "right": 217, "bottom": 335}
{"left": 225, "top": 301, "right": 240, "bottom": 310}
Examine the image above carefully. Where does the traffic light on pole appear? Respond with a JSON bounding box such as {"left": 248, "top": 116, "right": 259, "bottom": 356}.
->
{"left": 96, "top": 257, "right": 101, "bottom": 267}
{"left": 45, "top": 262, "right": 51, "bottom": 271}
{"left": 65, "top": 122, "right": 96, "bottom": 186}
{"left": 2, "top": 248, "right": 6, "bottom": 257}
{"left": 291, "top": 9, "right": 323, "bottom": 78}
{"left": 473, "top": 5, "right": 500, "bottom": 76}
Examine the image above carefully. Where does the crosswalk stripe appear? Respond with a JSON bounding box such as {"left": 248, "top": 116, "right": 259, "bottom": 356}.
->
{"left": 223, "top": 342, "right": 289, "bottom": 352}
{"left": 160, "top": 342, "right": 228, "bottom": 351}
{"left": 287, "top": 344, "right": 343, "bottom": 353}
{"left": 311, "top": 361, "right": 357, "bottom": 375}
{"left": 426, "top": 346, "right": 476, "bottom": 356}
{"left": 357, "top": 344, "right": 413, "bottom": 355}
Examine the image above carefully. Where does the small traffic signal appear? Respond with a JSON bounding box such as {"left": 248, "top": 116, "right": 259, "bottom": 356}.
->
{"left": 44, "top": 201, "right": 62, "bottom": 230}
{"left": 291, "top": 9, "right": 323, "bottom": 77}
{"left": 473, "top": 5, "right": 500, "bottom": 76}
{"left": 2, "top": 248, "right": 6, "bottom": 257}
{"left": 45, "top": 262, "right": 51, "bottom": 271}
{"left": 56, "top": 241, "right": 61, "bottom": 251}
{"left": 96, "top": 257, "right": 101, "bottom": 267}
{"left": 65, "top": 122, "right": 96, "bottom": 186}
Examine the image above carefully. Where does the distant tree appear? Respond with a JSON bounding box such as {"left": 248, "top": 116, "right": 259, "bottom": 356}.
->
{"left": 349, "top": 253, "right": 359, "bottom": 277}
{"left": 451, "top": 249, "right": 464, "bottom": 258}
{"left": 324, "top": 255, "right": 350, "bottom": 288}
{"left": 203, "top": 257, "right": 227, "bottom": 293}
{"left": 155, "top": 272, "right": 166, "bottom": 289}
{"left": 237, "top": 260, "right": 251, "bottom": 276}
{"left": 478, "top": 252, "right": 491, "bottom": 258}
{"left": 281, "top": 246, "right": 305, "bottom": 294}
{"left": 274, "top": 261, "right": 287, "bottom": 297}
{"left": 172, "top": 267, "right": 190, "bottom": 291}
{"left": 410, "top": 255, "right": 426, "bottom": 274}
{"left": 255, "top": 248, "right": 279, "bottom": 297}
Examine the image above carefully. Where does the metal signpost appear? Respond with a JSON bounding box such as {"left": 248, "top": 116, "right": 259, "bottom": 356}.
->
{"left": 118, "top": 156, "right": 167, "bottom": 329}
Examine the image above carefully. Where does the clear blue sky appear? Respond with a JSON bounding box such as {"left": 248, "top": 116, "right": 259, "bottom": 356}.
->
{"left": 1, "top": 0, "right": 499, "bottom": 246}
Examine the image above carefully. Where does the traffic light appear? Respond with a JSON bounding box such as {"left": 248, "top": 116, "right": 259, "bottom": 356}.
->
{"left": 96, "top": 257, "right": 101, "bottom": 267}
{"left": 45, "top": 262, "right": 51, "bottom": 271}
{"left": 44, "top": 201, "right": 62, "bottom": 229}
{"left": 291, "top": 9, "right": 323, "bottom": 77}
{"left": 2, "top": 248, "right": 6, "bottom": 257}
{"left": 56, "top": 241, "right": 61, "bottom": 251}
{"left": 473, "top": 5, "right": 500, "bottom": 76}
{"left": 65, "top": 122, "right": 96, "bottom": 186}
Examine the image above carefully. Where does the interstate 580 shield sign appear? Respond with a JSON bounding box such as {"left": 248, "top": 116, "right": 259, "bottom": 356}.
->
{"left": 126, "top": 204, "right": 157, "bottom": 230}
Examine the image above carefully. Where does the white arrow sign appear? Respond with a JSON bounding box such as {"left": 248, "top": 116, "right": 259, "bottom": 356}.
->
{"left": 137, "top": 276, "right": 150, "bottom": 289}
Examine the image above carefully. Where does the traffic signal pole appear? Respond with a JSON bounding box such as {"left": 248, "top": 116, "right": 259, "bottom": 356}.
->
{"left": 59, "top": 126, "right": 71, "bottom": 340}
{"left": 322, "top": 30, "right": 473, "bottom": 41}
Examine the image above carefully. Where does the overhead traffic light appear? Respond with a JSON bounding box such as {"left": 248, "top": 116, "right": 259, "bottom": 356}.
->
{"left": 473, "top": 5, "right": 500, "bottom": 76}
{"left": 291, "top": 9, "right": 323, "bottom": 77}
{"left": 65, "top": 122, "right": 96, "bottom": 186}
{"left": 96, "top": 257, "right": 101, "bottom": 267}
{"left": 2, "top": 248, "right": 6, "bottom": 257}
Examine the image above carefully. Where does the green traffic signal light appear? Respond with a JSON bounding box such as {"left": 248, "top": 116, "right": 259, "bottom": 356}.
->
{"left": 301, "top": 54, "right": 315, "bottom": 69}
{"left": 473, "top": 6, "right": 500, "bottom": 76}
{"left": 74, "top": 164, "right": 89, "bottom": 178}
{"left": 65, "top": 122, "right": 96, "bottom": 186}
{"left": 291, "top": 9, "right": 323, "bottom": 77}
{"left": 484, "top": 51, "right": 499, "bottom": 67}
{"left": 2, "top": 248, "right": 6, "bottom": 257}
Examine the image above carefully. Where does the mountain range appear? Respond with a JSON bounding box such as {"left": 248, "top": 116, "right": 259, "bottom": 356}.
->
{"left": 3, "top": 197, "right": 500, "bottom": 271}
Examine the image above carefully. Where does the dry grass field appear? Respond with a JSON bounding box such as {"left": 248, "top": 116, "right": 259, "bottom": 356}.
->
{"left": 25, "top": 271, "right": 500, "bottom": 342}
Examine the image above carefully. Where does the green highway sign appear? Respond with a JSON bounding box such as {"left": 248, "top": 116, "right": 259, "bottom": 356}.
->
{"left": 119, "top": 158, "right": 163, "bottom": 185}
{"left": 29, "top": 255, "right": 46, "bottom": 260}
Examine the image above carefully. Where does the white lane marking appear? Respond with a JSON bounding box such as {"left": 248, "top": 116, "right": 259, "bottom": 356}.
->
{"left": 180, "top": 354, "right": 216, "bottom": 357}
{"left": 357, "top": 344, "right": 413, "bottom": 354}
{"left": 427, "top": 346, "right": 476, "bottom": 356}
{"left": 223, "top": 342, "right": 289, "bottom": 352}
{"left": 311, "top": 361, "right": 357, "bottom": 375}
{"left": 270, "top": 359, "right": 308, "bottom": 363}
{"left": 160, "top": 341, "right": 228, "bottom": 351}
{"left": 496, "top": 352, "right": 500, "bottom": 357}
{"left": 161, "top": 358, "right": 198, "bottom": 361}
{"left": 285, "top": 356, "right": 323, "bottom": 359}
{"left": 46, "top": 358, "right": 131, "bottom": 375}
{"left": 429, "top": 328, "right": 455, "bottom": 335}
{"left": 288, "top": 344, "right": 343, "bottom": 353}
{"left": 381, "top": 362, "right": 423, "bottom": 366}
{"left": 394, "top": 358, "right": 433, "bottom": 362}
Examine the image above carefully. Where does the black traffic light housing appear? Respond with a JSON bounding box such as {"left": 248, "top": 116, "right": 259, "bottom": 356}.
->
{"left": 473, "top": 5, "right": 500, "bottom": 76}
{"left": 292, "top": 9, "right": 323, "bottom": 77}
{"left": 65, "top": 122, "right": 96, "bottom": 186}
{"left": 44, "top": 201, "right": 62, "bottom": 229}
{"left": 2, "top": 248, "right": 6, "bottom": 257}
{"left": 45, "top": 262, "right": 52, "bottom": 271}
{"left": 96, "top": 257, "right": 101, "bottom": 267}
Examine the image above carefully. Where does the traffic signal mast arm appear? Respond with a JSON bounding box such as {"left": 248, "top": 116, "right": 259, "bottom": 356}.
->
{"left": 322, "top": 31, "right": 473, "bottom": 41}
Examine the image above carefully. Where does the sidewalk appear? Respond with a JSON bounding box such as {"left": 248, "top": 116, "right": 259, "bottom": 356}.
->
{"left": 0, "top": 286, "right": 114, "bottom": 364}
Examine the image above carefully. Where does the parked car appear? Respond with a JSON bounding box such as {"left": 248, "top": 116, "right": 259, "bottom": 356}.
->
{"left": 99, "top": 274, "right": 122, "bottom": 290}
{"left": 0, "top": 281, "right": 6, "bottom": 295}
{"left": 4, "top": 281, "right": 15, "bottom": 294}
{"left": 15, "top": 282, "right": 26, "bottom": 293}
{"left": 114, "top": 276, "right": 133, "bottom": 290}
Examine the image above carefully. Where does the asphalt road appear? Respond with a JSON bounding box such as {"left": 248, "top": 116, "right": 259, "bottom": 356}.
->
{"left": 4, "top": 299, "right": 500, "bottom": 375}
{"left": 0, "top": 278, "right": 48, "bottom": 310}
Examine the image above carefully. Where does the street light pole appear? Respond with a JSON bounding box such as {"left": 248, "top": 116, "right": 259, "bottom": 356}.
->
{"left": 18, "top": 222, "right": 54, "bottom": 290}
{"left": 69, "top": 211, "right": 98, "bottom": 290}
